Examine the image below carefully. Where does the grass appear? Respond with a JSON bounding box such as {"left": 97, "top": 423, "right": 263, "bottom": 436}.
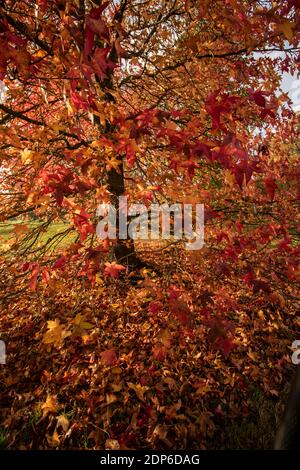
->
{"left": 0, "top": 427, "right": 8, "bottom": 450}
{"left": 0, "top": 221, "right": 75, "bottom": 253}
{"left": 217, "top": 385, "right": 288, "bottom": 450}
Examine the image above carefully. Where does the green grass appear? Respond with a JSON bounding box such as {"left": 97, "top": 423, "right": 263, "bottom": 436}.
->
{"left": 0, "top": 427, "right": 8, "bottom": 450}
{"left": 0, "top": 221, "right": 76, "bottom": 253}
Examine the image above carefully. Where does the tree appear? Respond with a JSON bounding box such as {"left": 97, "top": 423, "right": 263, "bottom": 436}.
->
{"left": 0, "top": 0, "right": 299, "bottom": 282}
{"left": 0, "top": 0, "right": 300, "bottom": 451}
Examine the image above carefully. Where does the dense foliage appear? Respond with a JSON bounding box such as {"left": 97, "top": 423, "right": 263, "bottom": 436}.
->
{"left": 0, "top": 0, "right": 299, "bottom": 450}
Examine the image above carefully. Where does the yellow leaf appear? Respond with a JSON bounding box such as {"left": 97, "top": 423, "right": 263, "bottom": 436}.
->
{"left": 111, "top": 382, "right": 122, "bottom": 392}
{"left": 46, "top": 428, "right": 60, "bottom": 447}
{"left": 111, "top": 366, "right": 122, "bottom": 375}
{"left": 81, "top": 322, "right": 94, "bottom": 330}
{"left": 224, "top": 169, "right": 236, "bottom": 187}
{"left": 20, "top": 148, "right": 33, "bottom": 164}
{"left": 105, "top": 155, "right": 122, "bottom": 172}
{"left": 105, "top": 439, "right": 120, "bottom": 450}
{"left": 41, "top": 395, "right": 58, "bottom": 418}
{"left": 95, "top": 274, "right": 104, "bottom": 285}
{"left": 258, "top": 310, "right": 265, "bottom": 320}
{"left": 72, "top": 314, "right": 94, "bottom": 333}
{"left": 106, "top": 393, "right": 118, "bottom": 404}
{"left": 72, "top": 314, "right": 84, "bottom": 326}
{"left": 127, "top": 382, "right": 149, "bottom": 401}
{"left": 43, "top": 319, "right": 71, "bottom": 347}
{"left": 51, "top": 123, "right": 64, "bottom": 133}
{"left": 57, "top": 414, "right": 69, "bottom": 432}
{"left": 66, "top": 99, "right": 74, "bottom": 116}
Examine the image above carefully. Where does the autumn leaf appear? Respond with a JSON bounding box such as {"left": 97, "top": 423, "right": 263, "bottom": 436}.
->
{"left": 20, "top": 148, "right": 33, "bottom": 164}
{"left": 106, "top": 393, "right": 118, "bottom": 404}
{"left": 168, "top": 297, "right": 192, "bottom": 326}
{"left": 86, "top": 17, "right": 110, "bottom": 41}
{"left": 101, "top": 349, "right": 117, "bottom": 365}
{"left": 41, "top": 395, "right": 58, "bottom": 418}
{"left": 252, "top": 279, "right": 271, "bottom": 294}
{"left": 127, "top": 382, "right": 149, "bottom": 402}
{"left": 276, "top": 20, "right": 296, "bottom": 42}
{"left": 264, "top": 175, "right": 277, "bottom": 200}
{"left": 0, "top": 0, "right": 299, "bottom": 453}
{"left": 148, "top": 301, "right": 162, "bottom": 315}
{"left": 105, "top": 439, "right": 120, "bottom": 450}
{"left": 46, "top": 428, "right": 60, "bottom": 448}
{"left": 37, "top": 0, "right": 48, "bottom": 13}
{"left": 105, "top": 155, "right": 123, "bottom": 172}
{"left": 13, "top": 224, "right": 28, "bottom": 237}
{"left": 104, "top": 262, "right": 126, "bottom": 278}
{"left": 195, "top": 381, "right": 212, "bottom": 396}
{"left": 29, "top": 263, "right": 40, "bottom": 292}
{"left": 57, "top": 414, "right": 69, "bottom": 433}
{"left": 152, "top": 345, "right": 166, "bottom": 361}
{"left": 72, "top": 313, "right": 93, "bottom": 329}
{"left": 43, "top": 320, "right": 71, "bottom": 347}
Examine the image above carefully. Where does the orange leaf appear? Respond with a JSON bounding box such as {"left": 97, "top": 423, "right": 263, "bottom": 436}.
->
{"left": 101, "top": 349, "right": 117, "bottom": 365}
{"left": 104, "top": 262, "right": 125, "bottom": 278}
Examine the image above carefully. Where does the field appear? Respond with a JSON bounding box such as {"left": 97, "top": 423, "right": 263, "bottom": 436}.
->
{"left": 0, "top": 222, "right": 74, "bottom": 253}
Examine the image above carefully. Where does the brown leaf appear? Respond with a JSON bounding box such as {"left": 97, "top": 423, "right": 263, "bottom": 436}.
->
{"left": 127, "top": 382, "right": 149, "bottom": 401}
{"left": 101, "top": 349, "right": 117, "bottom": 365}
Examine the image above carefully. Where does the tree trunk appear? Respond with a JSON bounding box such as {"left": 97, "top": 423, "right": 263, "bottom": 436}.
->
{"left": 107, "top": 162, "right": 141, "bottom": 268}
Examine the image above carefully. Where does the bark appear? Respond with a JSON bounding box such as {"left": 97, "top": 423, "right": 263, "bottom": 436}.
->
{"left": 107, "top": 162, "right": 142, "bottom": 268}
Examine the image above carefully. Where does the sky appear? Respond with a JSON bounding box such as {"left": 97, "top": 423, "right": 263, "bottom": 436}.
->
{"left": 254, "top": 44, "right": 300, "bottom": 111}
{"left": 1, "top": 65, "right": 300, "bottom": 109}
{"left": 281, "top": 72, "right": 300, "bottom": 111}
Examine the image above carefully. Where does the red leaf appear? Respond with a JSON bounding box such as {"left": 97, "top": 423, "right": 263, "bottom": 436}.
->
{"left": 152, "top": 345, "right": 166, "bottom": 361}
{"left": 53, "top": 256, "right": 67, "bottom": 270}
{"left": 84, "top": 27, "right": 95, "bottom": 56}
{"left": 249, "top": 89, "right": 268, "bottom": 107}
{"left": 215, "top": 336, "right": 236, "bottom": 357}
{"left": 84, "top": 3, "right": 110, "bottom": 56}
{"left": 148, "top": 301, "right": 162, "bottom": 315}
{"left": 264, "top": 175, "right": 277, "bottom": 200}
{"left": 104, "top": 262, "right": 125, "bottom": 278}
{"left": 38, "top": 0, "right": 48, "bottom": 13}
{"left": 168, "top": 298, "right": 191, "bottom": 326}
{"left": 70, "top": 91, "right": 89, "bottom": 111}
{"left": 86, "top": 17, "right": 110, "bottom": 41}
{"left": 278, "top": 236, "right": 292, "bottom": 252}
{"left": 91, "top": 47, "right": 116, "bottom": 81}
{"left": 29, "top": 263, "right": 40, "bottom": 291}
{"left": 101, "top": 349, "right": 117, "bottom": 365}
{"left": 0, "top": 55, "right": 8, "bottom": 80}
{"left": 42, "top": 268, "right": 50, "bottom": 284}
{"left": 251, "top": 279, "right": 271, "bottom": 294}
{"left": 22, "top": 262, "right": 30, "bottom": 272}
